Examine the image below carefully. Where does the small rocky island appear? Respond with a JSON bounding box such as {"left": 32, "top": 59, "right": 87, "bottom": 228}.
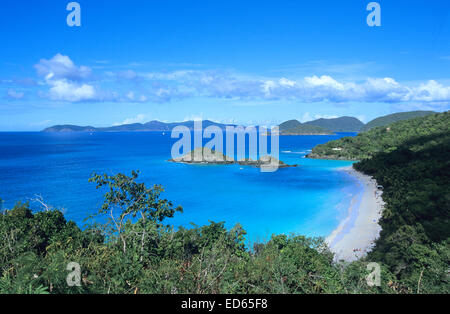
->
{"left": 168, "top": 147, "right": 298, "bottom": 169}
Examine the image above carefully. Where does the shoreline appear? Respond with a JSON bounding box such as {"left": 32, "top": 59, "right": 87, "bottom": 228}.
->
{"left": 326, "top": 166, "right": 384, "bottom": 262}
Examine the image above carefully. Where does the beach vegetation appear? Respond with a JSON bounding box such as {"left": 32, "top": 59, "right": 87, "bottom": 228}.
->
{"left": 309, "top": 111, "right": 450, "bottom": 293}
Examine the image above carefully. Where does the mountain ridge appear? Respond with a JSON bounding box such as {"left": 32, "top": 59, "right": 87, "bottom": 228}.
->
{"left": 304, "top": 116, "right": 364, "bottom": 132}
{"left": 42, "top": 111, "right": 438, "bottom": 133}
{"left": 42, "top": 120, "right": 236, "bottom": 132}
{"left": 360, "top": 110, "right": 435, "bottom": 132}
{"left": 278, "top": 119, "right": 334, "bottom": 135}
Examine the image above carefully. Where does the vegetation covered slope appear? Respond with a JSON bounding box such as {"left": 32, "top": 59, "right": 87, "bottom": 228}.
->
{"left": 356, "top": 132, "right": 449, "bottom": 292}
{"left": 360, "top": 111, "right": 435, "bottom": 132}
{"left": 278, "top": 120, "right": 333, "bottom": 135}
{"left": 308, "top": 111, "right": 450, "bottom": 293}
{"left": 304, "top": 116, "right": 364, "bottom": 132}
{"left": 308, "top": 112, "right": 449, "bottom": 160}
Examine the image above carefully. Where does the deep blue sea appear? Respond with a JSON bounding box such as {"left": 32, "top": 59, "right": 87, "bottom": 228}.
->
{"left": 0, "top": 132, "right": 358, "bottom": 243}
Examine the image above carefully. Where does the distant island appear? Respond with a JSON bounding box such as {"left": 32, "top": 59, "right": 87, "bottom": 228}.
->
{"left": 168, "top": 147, "right": 297, "bottom": 168}
{"left": 42, "top": 120, "right": 235, "bottom": 133}
{"left": 42, "top": 118, "right": 348, "bottom": 135}
{"left": 304, "top": 116, "right": 364, "bottom": 132}
{"left": 277, "top": 120, "right": 334, "bottom": 135}
{"left": 41, "top": 111, "right": 436, "bottom": 135}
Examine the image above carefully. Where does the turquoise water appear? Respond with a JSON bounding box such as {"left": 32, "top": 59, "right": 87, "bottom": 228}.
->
{"left": 0, "top": 132, "right": 357, "bottom": 243}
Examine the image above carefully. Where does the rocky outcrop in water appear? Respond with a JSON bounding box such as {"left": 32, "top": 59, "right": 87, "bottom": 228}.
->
{"left": 168, "top": 147, "right": 298, "bottom": 168}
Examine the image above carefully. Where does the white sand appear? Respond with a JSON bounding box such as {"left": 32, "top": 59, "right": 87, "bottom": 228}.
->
{"left": 326, "top": 167, "right": 384, "bottom": 262}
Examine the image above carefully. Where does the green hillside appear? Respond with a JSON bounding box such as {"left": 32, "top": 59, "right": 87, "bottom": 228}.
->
{"left": 309, "top": 111, "right": 450, "bottom": 292}
{"left": 361, "top": 111, "right": 435, "bottom": 132}
{"left": 308, "top": 112, "right": 449, "bottom": 160}
{"left": 279, "top": 119, "right": 334, "bottom": 135}
{"left": 42, "top": 120, "right": 234, "bottom": 132}
{"left": 304, "top": 116, "right": 364, "bottom": 132}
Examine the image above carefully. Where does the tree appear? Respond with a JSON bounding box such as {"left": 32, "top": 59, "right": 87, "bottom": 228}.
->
{"left": 88, "top": 170, "right": 182, "bottom": 259}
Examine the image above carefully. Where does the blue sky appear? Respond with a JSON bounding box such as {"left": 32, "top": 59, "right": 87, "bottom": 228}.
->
{"left": 1, "top": 0, "right": 450, "bottom": 130}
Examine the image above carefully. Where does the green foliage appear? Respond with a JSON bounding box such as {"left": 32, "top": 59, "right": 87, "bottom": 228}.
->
{"left": 360, "top": 110, "right": 435, "bottom": 132}
{"left": 355, "top": 132, "right": 450, "bottom": 293}
{"left": 304, "top": 116, "right": 364, "bottom": 132}
{"left": 88, "top": 170, "right": 182, "bottom": 255}
{"left": 279, "top": 119, "right": 333, "bottom": 135}
{"left": 310, "top": 111, "right": 449, "bottom": 160}
{"left": 310, "top": 111, "right": 450, "bottom": 293}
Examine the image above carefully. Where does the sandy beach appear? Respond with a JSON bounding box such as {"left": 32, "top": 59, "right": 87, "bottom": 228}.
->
{"left": 326, "top": 167, "right": 384, "bottom": 262}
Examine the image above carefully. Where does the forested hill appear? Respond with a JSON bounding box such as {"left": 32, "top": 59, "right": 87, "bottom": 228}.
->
{"left": 309, "top": 111, "right": 450, "bottom": 293}
{"left": 304, "top": 116, "right": 364, "bottom": 132}
{"left": 278, "top": 119, "right": 334, "bottom": 135}
{"left": 308, "top": 112, "right": 449, "bottom": 160}
{"left": 360, "top": 110, "right": 435, "bottom": 132}
{"left": 356, "top": 117, "right": 450, "bottom": 293}
{"left": 42, "top": 112, "right": 432, "bottom": 134}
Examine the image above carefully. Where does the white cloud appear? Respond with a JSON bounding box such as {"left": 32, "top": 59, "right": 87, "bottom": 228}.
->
{"left": 35, "top": 53, "right": 91, "bottom": 81}
{"left": 6, "top": 89, "right": 24, "bottom": 99}
{"left": 99, "top": 68, "right": 450, "bottom": 105}
{"left": 126, "top": 91, "right": 135, "bottom": 100}
{"left": 209, "top": 74, "right": 450, "bottom": 105}
{"left": 125, "top": 91, "right": 148, "bottom": 102}
{"left": 183, "top": 113, "right": 204, "bottom": 122}
{"left": 357, "top": 115, "right": 367, "bottom": 123}
{"left": 35, "top": 54, "right": 99, "bottom": 102}
{"left": 300, "top": 112, "right": 313, "bottom": 122}
{"left": 114, "top": 114, "right": 147, "bottom": 126}
{"left": 279, "top": 77, "right": 296, "bottom": 87}
{"left": 29, "top": 119, "right": 52, "bottom": 127}
{"left": 47, "top": 80, "right": 96, "bottom": 102}
{"left": 300, "top": 112, "right": 339, "bottom": 122}
{"left": 304, "top": 75, "right": 345, "bottom": 90}
{"left": 409, "top": 80, "right": 450, "bottom": 102}
{"left": 28, "top": 55, "right": 450, "bottom": 108}
{"left": 117, "top": 70, "right": 138, "bottom": 81}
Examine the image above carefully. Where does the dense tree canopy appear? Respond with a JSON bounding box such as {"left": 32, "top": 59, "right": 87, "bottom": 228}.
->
{"left": 360, "top": 110, "right": 435, "bottom": 132}
{"left": 309, "top": 112, "right": 449, "bottom": 160}
{"left": 310, "top": 111, "right": 450, "bottom": 293}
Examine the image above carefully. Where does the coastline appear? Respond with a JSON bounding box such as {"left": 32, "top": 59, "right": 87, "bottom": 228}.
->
{"left": 326, "top": 166, "right": 384, "bottom": 262}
